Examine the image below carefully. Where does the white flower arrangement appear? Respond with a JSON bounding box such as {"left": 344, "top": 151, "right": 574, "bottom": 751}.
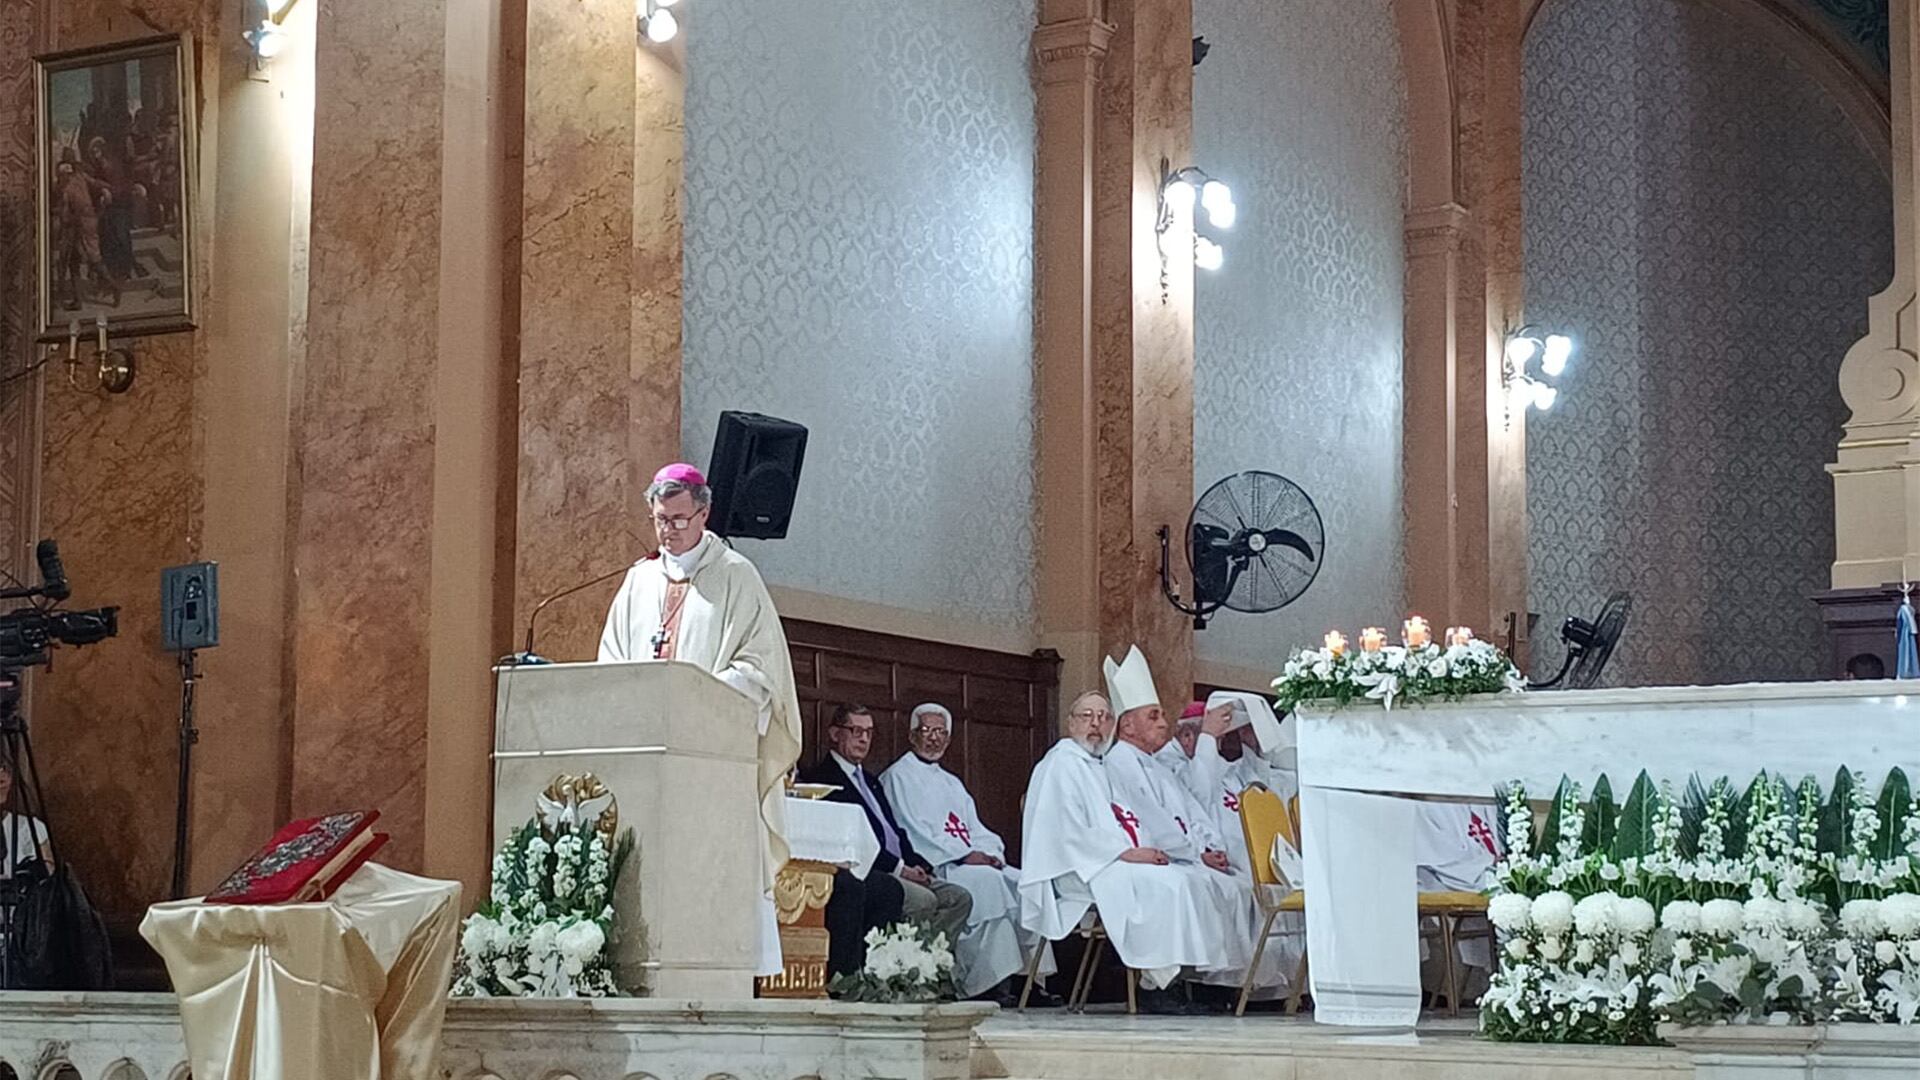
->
{"left": 452, "top": 816, "right": 634, "bottom": 998}
{"left": 827, "top": 921, "right": 956, "bottom": 1004}
{"left": 1483, "top": 767, "right": 1920, "bottom": 1044}
{"left": 1273, "top": 621, "right": 1523, "bottom": 711}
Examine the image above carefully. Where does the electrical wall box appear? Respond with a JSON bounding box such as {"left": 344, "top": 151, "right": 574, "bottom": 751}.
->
{"left": 162, "top": 561, "right": 219, "bottom": 652}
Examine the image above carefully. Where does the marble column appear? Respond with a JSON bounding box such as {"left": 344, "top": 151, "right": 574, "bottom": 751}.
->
{"left": 1832, "top": 0, "right": 1920, "bottom": 588}
{"left": 513, "top": 0, "right": 643, "bottom": 663}
{"left": 1032, "top": 0, "right": 1113, "bottom": 706}
{"left": 631, "top": 38, "right": 685, "bottom": 527}
{"left": 1094, "top": 0, "right": 1195, "bottom": 707}
{"left": 288, "top": 0, "right": 455, "bottom": 872}
{"left": 1398, "top": 0, "right": 1530, "bottom": 659}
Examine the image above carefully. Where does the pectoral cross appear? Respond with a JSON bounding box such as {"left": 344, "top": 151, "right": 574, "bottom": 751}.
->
{"left": 650, "top": 627, "right": 672, "bottom": 659}
{"left": 1468, "top": 812, "right": 1497, "bottom": 856}
{"left": 944, "top": 812, "right": 972, "bottom": 846}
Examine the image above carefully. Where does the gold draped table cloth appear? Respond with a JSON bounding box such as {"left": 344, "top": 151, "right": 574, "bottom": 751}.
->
{"left": 139, "top": 862, "right": 462, "bottom": 1080}
{"left": 759, "top": 796, "right": 880, "bottom": 998}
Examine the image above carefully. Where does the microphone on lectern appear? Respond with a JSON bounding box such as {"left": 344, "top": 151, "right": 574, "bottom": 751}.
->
{"left": 502, "top": 564, "right": 633, "bottom": 666}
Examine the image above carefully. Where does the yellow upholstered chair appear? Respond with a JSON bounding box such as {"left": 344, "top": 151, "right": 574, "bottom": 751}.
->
{"left": 1235, "top": 784, "right": 1308, "bottom": 1016}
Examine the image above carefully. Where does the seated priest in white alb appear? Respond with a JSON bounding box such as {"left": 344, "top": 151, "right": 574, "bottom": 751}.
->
{"left": 879, "top": 702, "right": 1058, "bottom": 1006}
{"left": 1414, "top": 800, "right": 1504, "bottom": 994}
{"left": 1018, "top": 658, "right": 1250, "bottom": 1015}
{"left": 1152, "top": 707, "right": 1203, "bottom": 778}
{"left": 597, "top": 462, "right": 805, "bottom": 977}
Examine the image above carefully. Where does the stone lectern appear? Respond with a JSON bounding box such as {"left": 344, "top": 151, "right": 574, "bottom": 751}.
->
{"left": 493, "top": 659, "right": 762, "bottom": 998}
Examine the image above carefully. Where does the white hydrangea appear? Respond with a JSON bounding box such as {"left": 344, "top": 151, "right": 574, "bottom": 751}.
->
{"left": 1616, "top": 897, "right": 1657, "bottom": 936}
{"left": 556, "top": 919, "right": 605, "bottom": 965}
{"left": 1700, "top": 899, "right": 1744, "bottom": 938}
{"left": 1531, "top": 891, "right": 1576, "bottom": 936}
{"left": 1488, "top": 893, "right": 1533, "bottom": 933}
{"left": 1661, "top": 900, "right": 1702, "bottom": 935}
{"left": 1881, "top": 893, "right": 1920, "bottom": 937}
{"left": 1840, "top": 898, "right": 1886, "bottom": 938}
{"left": 1784, "top": 899, "right": 1823, "bottom": 936}
{"left": 1572, "top": 892, "right": 1619, "bottom": 937}
{"left": 1742, "top": 896, "right": 1786, "bottom": 934}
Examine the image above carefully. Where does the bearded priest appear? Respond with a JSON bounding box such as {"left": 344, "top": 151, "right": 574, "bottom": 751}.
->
{"left": 879, "top": 702, "right": 1058, "bottom": 1005}
{"left": 1018, "top": 651, "right": 1250, "bottom": 1015}
{"left": 598, "top": 463, "right": 805, "bottom": 977}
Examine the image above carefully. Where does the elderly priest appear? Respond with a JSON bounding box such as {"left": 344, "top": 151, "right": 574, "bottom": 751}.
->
{"left": 597, "top": 462, "right": 805, "bottom": 977}
{"left": 1018, "top": 655, "right": 1251, "bottom": 1015}
{"left": 880, "top": 702, "right": 1057, "bottom": 1005}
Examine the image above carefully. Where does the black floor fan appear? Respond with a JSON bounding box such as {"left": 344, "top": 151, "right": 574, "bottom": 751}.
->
{"left": 1530, "top": 591, "right": 1631, "bottom": 689}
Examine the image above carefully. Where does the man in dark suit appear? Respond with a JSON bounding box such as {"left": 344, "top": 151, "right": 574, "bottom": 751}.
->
{"left": 796, "top": 704, "right": 973, "bottom": 947}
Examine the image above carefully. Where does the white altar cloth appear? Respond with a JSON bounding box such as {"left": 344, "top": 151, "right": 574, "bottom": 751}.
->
{"left": 783, "top": 797, "right": 880, "bottom": 879}
{"left": 1295, "top": 680, "right": 1920, "bottom": 1027}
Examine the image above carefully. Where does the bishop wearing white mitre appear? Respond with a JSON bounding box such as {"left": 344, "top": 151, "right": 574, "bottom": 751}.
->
{"left": 1018, "top": 647, "right": 1250, "bottom": 1015}
{"left": 880, "top": 702, "right": 1057, "bottom": 1003}
{"left": 598, "top": 463, "right": 805, "bottom": 976}
{"left": 1168, "top": 692, "right": 1305, "bottom": 993}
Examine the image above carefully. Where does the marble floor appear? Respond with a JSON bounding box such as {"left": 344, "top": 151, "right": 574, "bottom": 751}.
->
{"left": 971, "top": 1010, "right": 1695, "bottom": 1080}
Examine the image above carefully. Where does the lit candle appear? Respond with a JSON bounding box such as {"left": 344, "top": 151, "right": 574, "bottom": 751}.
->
{"left": 1360, "top": 627, "right": 1387, "bottom": 653}
{"left": 1447, "top": 626, "right": 1475, "bottom": 648}
{"left": 1323, "top": 630, "right": 1348, "bottom": 657}
{"left": 1403, "top": 616, "right": 1432, "bottom": 649}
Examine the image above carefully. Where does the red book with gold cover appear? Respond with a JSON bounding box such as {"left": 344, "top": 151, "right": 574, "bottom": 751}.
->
{"left": 206, "top": 810, "right": 388, "bottom": 905}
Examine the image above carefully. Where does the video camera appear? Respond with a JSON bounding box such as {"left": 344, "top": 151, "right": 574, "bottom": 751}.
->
{"left": 0, "top": 540, "right": 117, "bottom": 670}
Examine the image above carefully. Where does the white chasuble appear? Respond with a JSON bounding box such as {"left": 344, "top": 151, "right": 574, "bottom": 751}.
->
{"left": 1019, "top": 738, "right": 1246, "bottom": 979}
{"left": 880, "top": 752, "right": 1054, "bottom": 996}
{"left": 598, "top": 532, "right": 804, "bottom": 976}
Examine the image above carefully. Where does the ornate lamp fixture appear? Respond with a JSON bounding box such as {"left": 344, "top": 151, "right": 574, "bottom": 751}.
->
{"left": 639, "top": 0, "right": 682, "bottom": 43}
{"left": 1155, "top": 158, "right": 1236, "bottom": 294}
{"left": 1501, "top": 324, "right": 1574, "bottom": 427}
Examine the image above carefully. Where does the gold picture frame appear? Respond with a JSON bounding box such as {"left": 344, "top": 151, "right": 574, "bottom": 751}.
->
{"left": 35, "top": 33, "right": 196, "bottom": 342}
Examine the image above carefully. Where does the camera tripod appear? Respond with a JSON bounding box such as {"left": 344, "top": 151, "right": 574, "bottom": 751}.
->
{"left": 0, "top": 667, "right": 53, "bottom": 990}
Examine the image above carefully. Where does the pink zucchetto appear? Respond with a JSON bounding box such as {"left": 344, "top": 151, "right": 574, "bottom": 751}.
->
{"left": 652, "top": 462, "right": 707, "bottom": 487}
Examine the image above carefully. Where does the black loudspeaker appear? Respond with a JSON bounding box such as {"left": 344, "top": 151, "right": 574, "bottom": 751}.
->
{"left": 707, "top": 411, "right": 808, "bottom": 539}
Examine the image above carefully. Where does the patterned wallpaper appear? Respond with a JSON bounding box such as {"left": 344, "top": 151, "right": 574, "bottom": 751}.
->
{"left": 682, "top": 0, "right": 1037, "bottom": 633}
{"left": 1191, "top": 0, "right": 1408, "bottom": 674}
{"left": 1801, "top": 0, "right": 1889, "bottom": 69}
{"left": 1524, "top": 0, "right": 1891, "bottom": 686}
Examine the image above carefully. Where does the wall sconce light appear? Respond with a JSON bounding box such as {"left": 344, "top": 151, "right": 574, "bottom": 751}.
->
{"left": 639, "top": 0, "right": 682, "bottom": 43}
{"left": 1501, "top": 324, "right": 1573, "bottom": 426}
{"left": 242, "top": 0, "right": 301, "bottom": 67}
{"left": 1155, "top": 157, "right": 1236, "bottom": 296}
{"left": 61, "top": 317, "right": 136, "bottom": 396}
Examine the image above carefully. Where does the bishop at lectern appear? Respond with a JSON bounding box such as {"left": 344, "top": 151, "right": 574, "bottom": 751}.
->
{"left": 598, "top": 463, "right": 804, "bottom": 975}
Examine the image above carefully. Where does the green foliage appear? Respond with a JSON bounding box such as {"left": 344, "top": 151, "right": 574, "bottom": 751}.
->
{"left": 1534, "top": 775, "right": 1574, "bottom": 859}
{"left": 1723, "top": 774, "right": 1761, "bottom": 861}
{"left": 1612, "top": 771, "right": 1658, "bottom": 862}
{"left": 1586, "top": 774, "right": 1617, "bottom": 856}
{"left": 1819, "top": 767, "right": 1855, "bottom": 856}
{"left": 1679, "top": 774, "right": 1710, "bottom": 859}
{"left": 1871, "top": 767, "right": 1911, "bottom": 863}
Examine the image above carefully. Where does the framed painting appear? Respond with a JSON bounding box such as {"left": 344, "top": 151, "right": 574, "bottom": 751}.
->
{"left": 35, "top": 34, "right": 196, "bottom": 342}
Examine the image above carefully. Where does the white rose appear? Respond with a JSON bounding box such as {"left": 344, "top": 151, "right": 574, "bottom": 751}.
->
{"left": 1619, "top": 941, "right": 1641, "bottom": 966}
{"left": 1506, "top": 938, "right": 1530, "bottom": 960}
{"left": 1531, "top": 891, "right": 1576, "bottom": 936}
{"left": 1574, "top": 939, "right": 1595, "bottom": 966}
{"left": 527, "top": 920, "right": 559, "bottom": 958}
{"left": 1311, "top": 660, "right": 1332, "bottom": 679}
{"left": 1672, "top": 937, "right": 1694, "bottom": 962}
{"left": 1538, "top": 936, "right": 1565, "bottom": 961}
{"left": 1700, "top": 899, "right": 1744, "bottom": 937}
{"left": 1905, "top": 940, "right": 1920, "bottom": 965}
{"left": 1616, "top": 897, "right": 1657, "bottom": 936}
{"left": 461, "top": 916, "right": 497, "bottom": 958}
{"left": 1488, "top": 893, "right": 1533, "bottom": 933}
{"left": 1427, "top": 658, "right": 1448, "bottom": 678}
{"left": 1743, "top": 896, "right": 1786, "bottom": 934}
{"left": 1840, "top": 898, "right": 1885, "bottom": 938}
{"left": 1880, "top": 894, "right": 1920, "bottom": 937}
{"left": 1573, "top": 892, "right": 1619, "bottom": 937}
{"left": 1661, "top": 900, "right": 1703, "bottom": 935}
{"left": 1784, "top": 900, "right": 1823, "bottom": 935}
{"left": 1876, "top": 940, "right": 1900, "bottom": 965}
